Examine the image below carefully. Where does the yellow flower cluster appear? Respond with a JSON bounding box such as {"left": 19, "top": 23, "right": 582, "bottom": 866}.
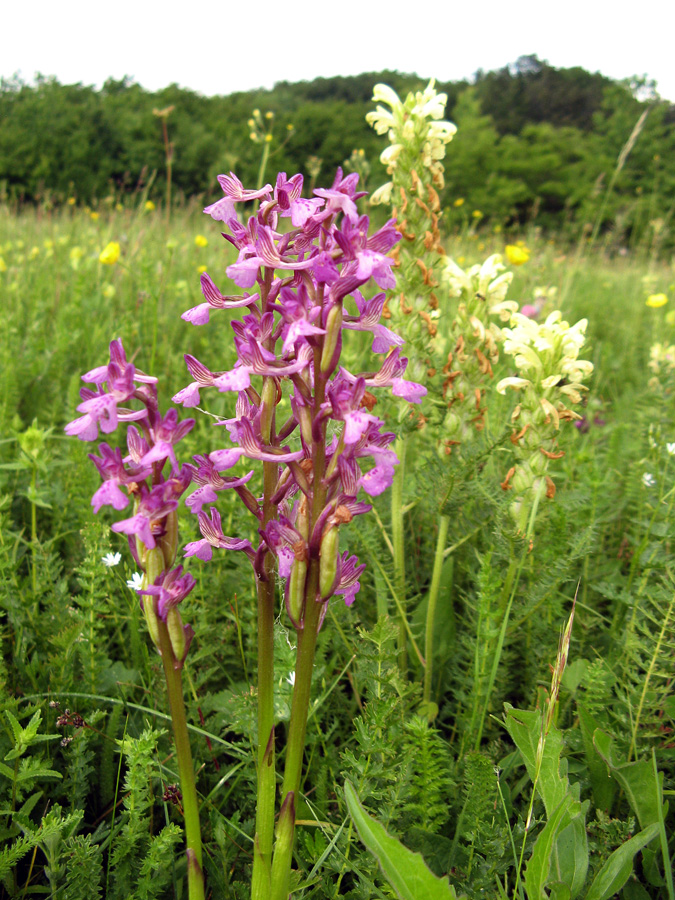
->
{"left": 497, "top": 311, "right": 593, "bottom": 533}
{"left": 366, "top": 80, "right": 457, "bottom": 201}
{"left": 441, "top": 254, "right": 517, "bottom": 447}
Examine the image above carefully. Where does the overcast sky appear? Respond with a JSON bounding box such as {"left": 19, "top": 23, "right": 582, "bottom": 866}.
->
{"left": 4, "top": 0, "right": 675, "bottom": 102}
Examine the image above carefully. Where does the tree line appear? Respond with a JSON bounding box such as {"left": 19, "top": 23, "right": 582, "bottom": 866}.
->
{"left": 1, "top": 55, "right": 674, "bottom": 243}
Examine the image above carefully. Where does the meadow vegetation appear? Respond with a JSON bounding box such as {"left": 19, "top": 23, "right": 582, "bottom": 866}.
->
{"left": 0, "top": 72, "right": 673, "bottom": 900}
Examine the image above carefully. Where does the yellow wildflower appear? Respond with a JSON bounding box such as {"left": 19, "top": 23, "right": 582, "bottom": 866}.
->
{"left": 505, "top": 244, "right": 530, "bottom": 266}
{"left": 646, "top": 293, "right": 668, "bottom": 308}
{"left": 99, "top": 242, "right": 121, "bottom": 265}
{"left": 67, "top": 197, "right": 76, "bottom": 206}
{"left": 145, "top": 200, "right": 156, "bottom": 211}
{"left": 194, "top": 234, "right": 208, "bottom": 248}
{"left": 453, "top": 197, "right": 465, "bottom": 207}
{"left": 0, "top": 258, "right": 6, "bottom": 273}
{"left": 90, "top": 211, "right": 100, "bottom": 221}
{"left": 197, "top": 265, "right": 208, "bottom": 274}
{"left": 29, "top": 246, "right": 40, "bottom": 260}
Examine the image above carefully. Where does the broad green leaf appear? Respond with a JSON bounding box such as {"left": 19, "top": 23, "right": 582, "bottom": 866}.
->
{"left": 577, "top": 704, "right": 616, "bottom": 811}
{"left": 585, "top": 823, "right": 659, "bottom": 900}
{"left": 524, "top": 794, "right": 574, "bottom": 900}
{"left": 503, "top": 705, "right": 567, "bottom": 817}
{"left": 593, "top": 731, "right": 663, "bottom": 829}
{"left": 551, "top": 808, "right": 589, "bottom": 899}
{"left": 344, "top": 780, "right": 458, "bottom": 900}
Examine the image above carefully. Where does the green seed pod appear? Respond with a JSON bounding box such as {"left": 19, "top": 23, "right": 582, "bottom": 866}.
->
{"left": 142, "top": 595, "right": 161, "bottom": 650}
{"left": 158, "top": 509, "right": 178, "bottom": 571}
{"left": 259, "top": 377, "right": 277, "bottom": 443}
{"left": 166, "top": 607, "right": 186, "bottom": 662}
{"left": 286, "top": 559, "right": 307, "bottom": 625}
{"left": 320, "top": 304, "right": 343, "bottom": 373}
{"left": 319, "top": 526, "right": 340, "bottom": 599}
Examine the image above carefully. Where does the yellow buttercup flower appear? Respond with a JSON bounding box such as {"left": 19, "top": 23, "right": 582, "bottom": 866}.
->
{"left": 505, "top": 244, "right": 530, "bottom": 266}
{"left": 197, "top": 264, "right": 208, "bottom": 274}
{"left": 0, "top": 258, "right": 7, "bottom": 273}
{"left": 194, "top": 234, "right": 208, "bottom": 248}
{"left": 453, "top": 197, "right": 465, "bottom": 207}
{"left": 472, "top": 210, "right": 483, "bottom": 219}
{"left": 90, "top": 211, "right": 100, "bottom": 222}
{"left": 145, "top": 200, "right": 155, "bottom": 211}
{"left": 99, "top": 242, "right": 121, "bottom": 265}
{"left": 646, "top": 293, "right": 668, "bottom": 308}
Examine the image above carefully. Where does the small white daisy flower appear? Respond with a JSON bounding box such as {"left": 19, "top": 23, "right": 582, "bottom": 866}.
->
{"left": 102, "top": 552, "right": 122, "bottom": 568}
{"left": 127, "top": 572, "right": 144, "bottom": 591}
{"left": 642, "top": 473, "right": 656, "bottom": 487}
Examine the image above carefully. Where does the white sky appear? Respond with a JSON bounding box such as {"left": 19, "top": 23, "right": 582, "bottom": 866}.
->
{"left": 4, "top": 0, "right": 675, "bottom": 103}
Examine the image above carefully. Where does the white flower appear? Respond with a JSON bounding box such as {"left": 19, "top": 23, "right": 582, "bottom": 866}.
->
{"left": 102, "top": 552, "right": 121, "bottom": 568}
{"left": 380, "top": 143, "right": 403, "bottom": 167}
{"left": 286, "top": 671, "right": 296, "bottom": 686}
{"left": 667, "top": 442, "right": 675, "bottom": 455}
{"left": 411, "top": 80, "right": 447, "bottom": 119}
{"left": 427, "top": 120, "right": 457, "bottom": 142}
{"left": 127, "top": 572, "right": 144, "bottom": 591}
{"left": 643, "top": 473, "right": 656, "bottom": 487}
{"left": 369, "top": 182, "right": 393, "bottom": 206}
{"left": 372, "top": 83, "right": 402, "bottom": 110}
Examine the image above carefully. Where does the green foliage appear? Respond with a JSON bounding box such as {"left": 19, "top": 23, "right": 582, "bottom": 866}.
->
{"left": 0, "top": 189, "right": 673, "bottom": 898}
{"left": 344, "top": 779, "right": 459, "bottom": 899}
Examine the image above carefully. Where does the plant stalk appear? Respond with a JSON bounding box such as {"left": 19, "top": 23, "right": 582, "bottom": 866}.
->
{"left": 423, "top": 513, "right": 450, "bottom": 718}
{"left": 156, "top": 620, "right": 204, "bottom": 900}
{"left": 391, "top": 435, "right": 408, "bottom": 674}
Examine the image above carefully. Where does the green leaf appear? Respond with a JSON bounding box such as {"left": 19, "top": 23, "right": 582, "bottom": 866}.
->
{"left": 503, "top": 705, "right": 567, "bottom": 817}
{"left": 524, "top": 794, "right": 574, "bottom": 900}
{"left": 552, "top": 810, "right": 589, "bottom": 899}
{"left": 585, "top": 823, "right": 659, "bottom": 900}
{"left": 577, "top": 704, "right": 616, "bottom": 811}
{"left": 593, "top": 731, "right": 663, "bottom": 829}
{"left": 344, "top": 780, "right": 458, "bottom": 900}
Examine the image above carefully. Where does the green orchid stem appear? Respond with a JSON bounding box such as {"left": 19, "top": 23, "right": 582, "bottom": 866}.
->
{"left": 251, "top": 568, "right": 276, "bottom": 898}
{"left": 156, "top": 621, "right": 204, "bottom": 900}
{"left": 423, "top": 513, "right": 450, "bottom": 719}
{"left": 251, "top": 404, "right": 280, "bottom": 898}
{"left": 270, "top": 583, "right": 323, "bottom": 900}
{"left": 391, "top": 436, "right": 408, "bottom": 675}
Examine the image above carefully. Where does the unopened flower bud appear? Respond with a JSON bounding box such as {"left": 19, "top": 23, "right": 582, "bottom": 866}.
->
{"left": 319, "top": 526, "right": 340, "bottom": 599}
